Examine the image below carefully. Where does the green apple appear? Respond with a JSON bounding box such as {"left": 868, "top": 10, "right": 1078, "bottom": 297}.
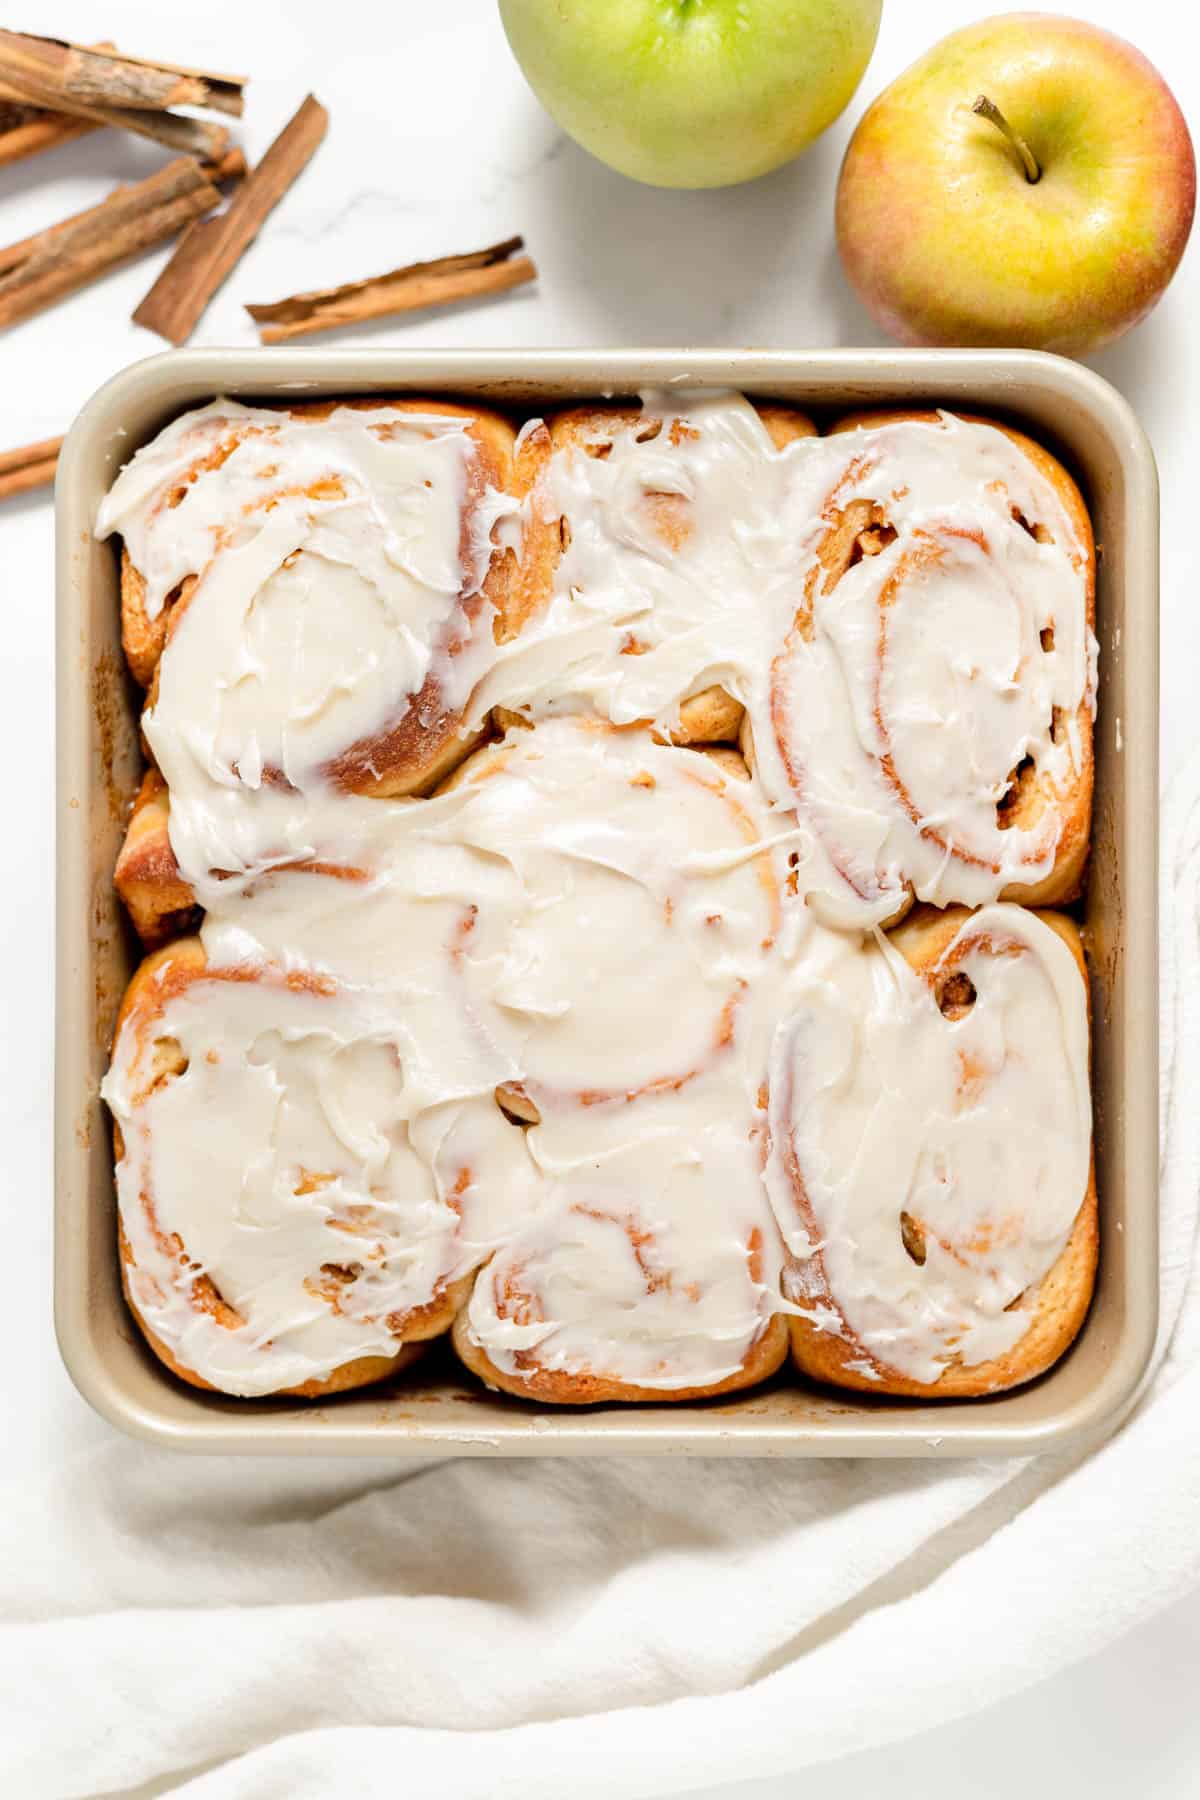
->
{"left": 836, "top": 13, "right": 1196, "bottom": 354}
{"left": 499, "top": 0, "right": 882, "bottom": 189}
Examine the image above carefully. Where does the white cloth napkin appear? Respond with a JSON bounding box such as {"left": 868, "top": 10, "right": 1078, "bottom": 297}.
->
{"left": 5, "top": 756, "right": 1198, "bottom": 1800}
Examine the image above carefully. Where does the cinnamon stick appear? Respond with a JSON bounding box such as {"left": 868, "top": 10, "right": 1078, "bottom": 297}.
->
{"left": 0, "top": 433, "right": 63, "bottom": 500}
{"left": 0, "top": 157, "right": 222, "bottom": 332}
{"left": 0, "top": 147, "right": 245, "bottom": 282}
{"left": 0, "top": 102, "right": 94, "bottom": 168}
{"left": 0, "top": 39, "right": 114, "bottom": 168}
{"left": 133, "top": 94, "right": 328, "bottom": 345}
{"left": 0, "top": 29, "right": 243, "bottom": 113}
{"left": 203, "top": 146, "right": 249, "bottom": 188}
{"left": 0, "top": 30, "right": 232, "bottom": 162}
{"left": 246, "top": 235, "right": 537, "bottom": 343}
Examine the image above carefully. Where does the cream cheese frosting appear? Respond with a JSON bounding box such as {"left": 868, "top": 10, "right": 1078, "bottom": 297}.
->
{"left": 475, "top": 394, "right": 1094, "bottom": 927}
{"left": 97, "top": 399, "right": 505, "bottom": 900}
{"left": 99, "top": 392, "right": 1098, "bottom": 1400}
{"left": 765, "top": 904, "right": 1093, "bottom": 1383}
{"left": 104, "top": 963, "right": 525, "bottom": 1398}
{"left": 464, "top": 1088, "right": 777, "bottom": 1392}
{"left": 103, "top": 721, "right": 788, "bottom": 1395}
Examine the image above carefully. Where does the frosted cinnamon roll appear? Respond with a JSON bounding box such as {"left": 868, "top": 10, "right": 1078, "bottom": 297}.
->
{"left": 97, "top": 396, "right": 529, "bottom": 915}
{"left": 767, "top": 903, "right": 1097, "bottom": 1396}
{"left": 101, "top": 934, "right": 525, "bottom": 1399}
{"left": 453, "top": 1096, "right": 789, "bottom": 1403}
{"left": 760, "top": 410, "right": 1095, "bottom": 926}
{"left": 478, "top": 393, "right": 817, "bottom": 744}
{"left": 435, "top": 716, "right": 785, "bottom": 1110}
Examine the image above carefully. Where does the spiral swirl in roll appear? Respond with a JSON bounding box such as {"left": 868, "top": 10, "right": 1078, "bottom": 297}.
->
{"left": 453, "top": 1103, "right": 788, "bottom": 1403}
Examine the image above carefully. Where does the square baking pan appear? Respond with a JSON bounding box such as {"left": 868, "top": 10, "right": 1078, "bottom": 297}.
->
{"left": 55, "top": 347, "right": 1158, "bottom": 1457}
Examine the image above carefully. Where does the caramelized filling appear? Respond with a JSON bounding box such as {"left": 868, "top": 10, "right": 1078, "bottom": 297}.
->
{"left": 899, "top": 1210, "right": 928, "bottom": 1266}
{"left": 937, "top": 972, "right": 977, "bottom": 1020}
{"left": 996, "top": 755, "right": 1035, "bottom": 828}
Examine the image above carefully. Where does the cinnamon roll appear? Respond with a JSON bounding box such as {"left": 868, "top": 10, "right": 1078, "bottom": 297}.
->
{"left": 452, "top": 1099, "right": 790, "bottom": 1404}
{"left": 101, "top": 932, "right": 534, "bottom": 1400}
{"left": 760, "top": 409, "right": 1095, "bottom": 926}
{"left": 479, "top": 394, "right": 817, "bottom": 745}
{"left": 97, "top": 396, "right": 531, "bottom": 919}
{"left": 436, "top": 717, "right": 783, "bottom": 1109}
{"left": 767, "top": 903, "right": 1097, "bottom": 1396}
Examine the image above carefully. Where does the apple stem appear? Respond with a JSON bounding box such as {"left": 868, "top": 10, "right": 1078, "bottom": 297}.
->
{"left": 972, "top": 94, "right": 1041, "bottom": 184}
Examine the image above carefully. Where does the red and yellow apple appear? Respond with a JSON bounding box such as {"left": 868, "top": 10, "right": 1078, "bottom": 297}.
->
{"left": 498, "top": 0, "right": 882, "bottom": 189}
{"left": 836, "top": 13, "right": 1196, "bottom": 354}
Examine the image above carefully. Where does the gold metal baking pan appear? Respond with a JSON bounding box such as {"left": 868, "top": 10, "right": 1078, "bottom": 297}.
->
{"left": 54, "top": 348, "right": 1158, "bottom": 1456}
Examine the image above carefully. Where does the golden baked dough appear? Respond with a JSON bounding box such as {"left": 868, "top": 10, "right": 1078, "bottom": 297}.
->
{"left": 451, "top": 1307, "right": 790, "bottom": 1406}
{"left": 113, "top": 769, "right": 199, "bottom": 947}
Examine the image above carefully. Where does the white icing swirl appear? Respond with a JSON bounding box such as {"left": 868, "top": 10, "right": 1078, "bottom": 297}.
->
{"left": 765, "top": 904, "right": 1092, "bottom": 1383}
{"left": 97, "top": 400, "right": 505, "bottom": 899}
{"left": 465, "top": 1092, "right": 776, "bottom": 1392}
{"left": 103, "top": 962, "right": 530, "bottom": 1398}
{"left": 98, "top": 394, "right": 1099, "bottom": 1401}
{"left": 474, "top": 396, "right": 1094, "bottom": 926}
{"left": 103, "top": 721, "right": 787, "bottom": 1395}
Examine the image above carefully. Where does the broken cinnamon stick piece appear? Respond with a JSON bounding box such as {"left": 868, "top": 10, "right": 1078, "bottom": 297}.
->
{"left": 0, "top": 101, "right": 95, "bottom": 168}
{"left": 0, "top": 31, "right": 244, "bottom": 116}
{"left": 246, "top": 235, "right": 537, "bottom": 343}
{"left": 0, "top": 433, "right": 63, "bottom": 500}
{"left": 0, "top": 39, "right": 115, "bottom": 167}
{"left": 0, "top": 29, "right": 231, "bottom": 161}
{"left": 0, "top": 157, "right": 222, "bottom": 332}
{"left": 204, "top": 146, "right": 249, "bottom": 188}
{"left": 133, "top": 93, "right": 328, "bottom": 345}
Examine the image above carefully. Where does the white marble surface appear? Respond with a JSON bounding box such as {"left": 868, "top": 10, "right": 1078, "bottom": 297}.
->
{"left": 2, "top": 1, "right": 1196, "bottom": 1795}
